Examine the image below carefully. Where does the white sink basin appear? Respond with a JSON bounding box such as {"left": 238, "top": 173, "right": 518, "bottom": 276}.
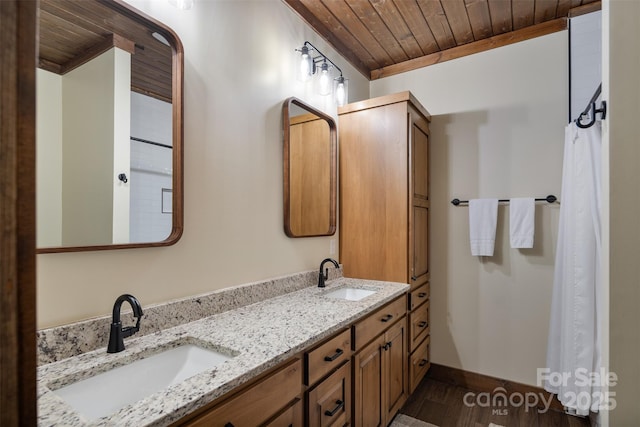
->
{"left": 324, "top": 287, "right": 377, "bottom": 301}
{"left": 51, "top": 342, "right": 233, "bottom": 420}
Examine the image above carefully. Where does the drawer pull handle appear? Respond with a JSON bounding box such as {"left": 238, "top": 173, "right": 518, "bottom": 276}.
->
{"left": 419, "top": 359, "right": 428, "bottom": 367}
{"left": 324, "top": 348, "right": 344, "bottom": 362}
{"left": 324, "top": 399, "right": 344, "bottom": 417}
{"left": 418, "top": 292, "right": 427, "bottom": 298}
{"left": 225, "top": 423, "right": 235, "bottom": 427}
{"left": 383, "top": 341, "right": 393, "bottom": 351}
{"left": 411, "top": 276, "right": 418, "bottom": 281}
{"left": 418, "top": 321, "right": 428, "bottom": 328}
{"left": 381, "top": 314, "right": 393, "bottom": 323}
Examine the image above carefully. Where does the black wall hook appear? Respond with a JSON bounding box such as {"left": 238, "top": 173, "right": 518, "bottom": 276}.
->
{"left": 118, "top": 173, "right": 128, "bottom": 183}
{"left": 576, "top": 101, "right": 607, "bottom": 129}
{"left": 575, "top": 84, "right": 606, "bottom": 129}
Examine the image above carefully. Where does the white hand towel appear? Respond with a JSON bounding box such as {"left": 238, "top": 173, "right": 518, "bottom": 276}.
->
{"left": 469, "top": 198, "right": 498, "bottom": 256}
{"left": 510, "top": 198, "right": 535, "bottom": 248}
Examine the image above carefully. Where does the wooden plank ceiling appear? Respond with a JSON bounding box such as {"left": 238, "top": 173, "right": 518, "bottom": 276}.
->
{"left": 284, "top": 0, "right": 601, "bottom": 80}
{"left": 38, "top": 0, "right": 173, "bottom": 102}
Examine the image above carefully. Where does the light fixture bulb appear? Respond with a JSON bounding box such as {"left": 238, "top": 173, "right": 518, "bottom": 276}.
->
{"left": 334, "top": 76, "right": 348, "bottom": 106}
{"left": 318, "top": 61, "right": 331, "bottom": 96}
{"left": 298, "top": 46, "right": 313, "bottom": 82}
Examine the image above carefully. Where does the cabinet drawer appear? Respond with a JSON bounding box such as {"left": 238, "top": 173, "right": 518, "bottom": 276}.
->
{"left": 307, "top": 361, "right": 351, "bottom": 427}
{"left": 409, "top": 336, "right": 430, "bottom": 394}
{"left": 184, "top": 358, "right": 302, "bottom": 427}
{"left": 265, "top": 398, "right": 303, "bottom": 427}
{"left": 408, "top": 282, "right": 429, "bottom": 311}
{"left": 306, "top": 329, "right": 351, "bottom": 386}
{"left": 353, "top": 296, "right": 406, "bottom": 351}
{"left": 408, "top": 300, "right": 429, "bottom": 353}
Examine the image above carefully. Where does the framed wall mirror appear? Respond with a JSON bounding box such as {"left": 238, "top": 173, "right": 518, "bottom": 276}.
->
{"left": 283, "top": 97, "right": 337, "bottom": 237}
{"left": 36, "top": 0, "right": 183, "bottom": 253}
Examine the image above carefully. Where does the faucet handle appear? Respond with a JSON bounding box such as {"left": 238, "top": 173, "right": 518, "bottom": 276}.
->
{"left": 121, "top": 326, "right": 137, "bottom": 338}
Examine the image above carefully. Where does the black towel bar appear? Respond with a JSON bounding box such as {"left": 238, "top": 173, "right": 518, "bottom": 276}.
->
{"left": 451, "top": 195, "right": 557, "bottom": 206}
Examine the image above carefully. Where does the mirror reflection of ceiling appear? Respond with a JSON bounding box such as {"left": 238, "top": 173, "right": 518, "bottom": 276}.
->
{"left": 38, "top": 0, "right": 172, "bottom": 102}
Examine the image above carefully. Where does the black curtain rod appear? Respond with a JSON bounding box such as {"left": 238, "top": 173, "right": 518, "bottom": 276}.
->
{"left": 451, "top": 195, "right": 557, "bottom": 206}
{"left": 580, "top": 83, "right": 602, "bottom": 117}
{"left": 130, "top": 136, "right": 172, "bottom": 149}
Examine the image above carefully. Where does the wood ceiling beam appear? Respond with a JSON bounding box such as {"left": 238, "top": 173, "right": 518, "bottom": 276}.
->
{"left": 371, "top": 17, "right": 568, "bottom": 80}
{"left": 60, "top": 33, "right": 135, "bottom": 75}
{"left": 38, "top": 33, "right": 135, "bottom": 75}
{"left": 569, "top": 1, "right": 601, "bottom": 18}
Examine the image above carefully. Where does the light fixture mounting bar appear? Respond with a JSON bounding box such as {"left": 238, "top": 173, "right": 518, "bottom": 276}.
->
{"left": 301, "top": 41, "right": 343, "bottom": 76}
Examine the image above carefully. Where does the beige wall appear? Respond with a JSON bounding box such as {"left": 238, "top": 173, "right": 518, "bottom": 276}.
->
{"left": 37, "top": 48, "right": 131, "bottom": 248}
{"left": 36, "top": 69, "right": 63, "bottom": 247}
{"left": 371, "top": 33, "right": 568, "bottom": 386}
{"left": 602, "top": 0, "right": 640, "bottom": 424}
{"left": 36, "top": 0, "right": 369, "bottom": 328}
{"left": 60, "top": 48, "right": 129, "bottom": 246}
{"left": 112, "top": 48, "right": 132, "bottom": 244}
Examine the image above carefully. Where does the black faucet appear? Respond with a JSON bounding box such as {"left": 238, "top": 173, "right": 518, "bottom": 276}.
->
{"left": 318, "top": 258, "right": 340, "bottom": 288}
{"left": 107, "top": 294, "right": 143, "bottom": 353}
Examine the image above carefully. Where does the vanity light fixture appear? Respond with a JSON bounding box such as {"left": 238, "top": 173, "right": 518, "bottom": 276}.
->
{"left": 296, "top": 41, "right": 348, "bottom": 106}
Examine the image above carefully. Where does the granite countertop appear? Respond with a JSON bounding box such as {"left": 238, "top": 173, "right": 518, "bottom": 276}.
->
{"left": 37, "top": 277, "right": 409, "bottom": 426}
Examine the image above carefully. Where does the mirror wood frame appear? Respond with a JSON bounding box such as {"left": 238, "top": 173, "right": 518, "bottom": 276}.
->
{"left": 36, "top": 0, "right": 184, "bottom": 254}
{"left": 282, "top": 97, "right": 337, "bottom": 238}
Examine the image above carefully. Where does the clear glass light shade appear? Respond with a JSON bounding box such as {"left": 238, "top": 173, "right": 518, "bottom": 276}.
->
{"left": 333, "top": 76, "right": 348, "bottom": 106}
{"left": 318, "top": 62, "right": 331, "bottom": 96}
{"left": 298, "top": 47, "right": 313, "bottom": 82}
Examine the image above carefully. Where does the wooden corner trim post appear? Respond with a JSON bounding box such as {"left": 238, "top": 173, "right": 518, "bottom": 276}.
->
{"left": 0, "top": 1, "right": 38, "bottom": 426}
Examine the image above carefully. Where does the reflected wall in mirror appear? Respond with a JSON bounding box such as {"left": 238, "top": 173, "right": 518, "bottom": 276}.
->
{"left": 36, "top": 0, "right": 183, "bottom": 253}
{"left": 283, "top": 97, "right": 337, "bottom": 237}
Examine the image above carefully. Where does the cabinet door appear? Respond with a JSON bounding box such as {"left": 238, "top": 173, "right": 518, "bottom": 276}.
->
{"left": 383, "top": 318, "right": 407, "bottom": 422}
{"left": 411, "top": 112, "right": 429, "bottom": 202}
{"left": 412, "top": 205, "right": 429, "bottom": 286}
{"left": 409, "top": 109, "right": 430, "bottom": 289}
{"left": 352, "top": 336, "right": 384, "bottom": 427}
{"left": 339, "top": 102, "right": 409, "bottom": 283}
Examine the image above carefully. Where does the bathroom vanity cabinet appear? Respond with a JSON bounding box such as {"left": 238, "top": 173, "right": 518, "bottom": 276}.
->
{"left": 175, "top": 296, "right": 407, "bottom": 427}
{"left": 352, "top": 301, "right": 407, "bottom": 427}
{"left": 339, "top": 91, "right": 432, "bottom": 392}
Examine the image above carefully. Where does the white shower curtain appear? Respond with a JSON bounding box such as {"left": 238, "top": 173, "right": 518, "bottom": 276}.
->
{"left": 545, "top": 121, "right": 603, "bottom": 415}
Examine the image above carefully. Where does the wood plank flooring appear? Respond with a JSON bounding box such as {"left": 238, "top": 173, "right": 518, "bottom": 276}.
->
{"left": 399, "top": 376, "right": 592, "bottom": 427}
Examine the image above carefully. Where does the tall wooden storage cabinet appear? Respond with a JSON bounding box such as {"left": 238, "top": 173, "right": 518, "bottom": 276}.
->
{"left": 339, "top": 91, "right": 431, "bottom": 396}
